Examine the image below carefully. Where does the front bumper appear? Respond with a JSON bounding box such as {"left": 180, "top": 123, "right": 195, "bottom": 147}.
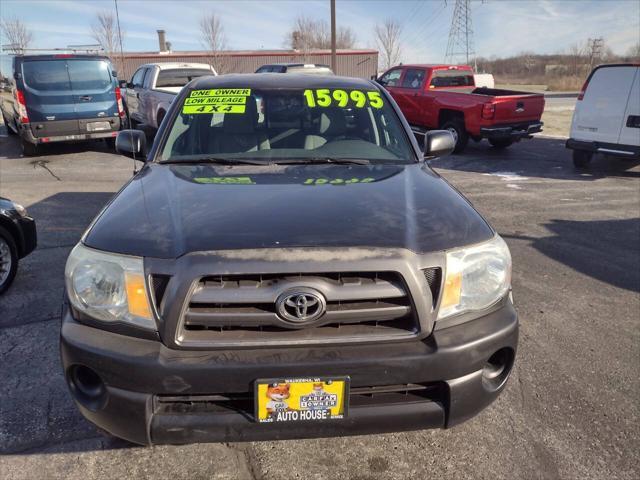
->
{"left": 480, "top": 122, "right": 543, "bottom": 140}
{"left": 60, "top": 302, "right": 518, "bottom": 445}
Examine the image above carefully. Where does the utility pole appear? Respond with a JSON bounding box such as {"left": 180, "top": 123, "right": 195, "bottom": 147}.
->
{"left": 330, "top": 0, "right": 337, "bottom": 74}
{"left": 445, "top": 0, "right": 477, "bottom": 70}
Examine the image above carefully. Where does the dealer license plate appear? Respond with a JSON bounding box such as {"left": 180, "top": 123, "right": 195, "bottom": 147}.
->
{"left": 86, "top": 121, "right": 111, "bottom": 132}
{"left": 255, "top": 377, "right": 349, "bottom": 423}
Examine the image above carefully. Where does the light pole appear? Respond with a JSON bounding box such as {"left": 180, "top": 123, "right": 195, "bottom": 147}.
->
{"left": 330, "top": 0, "right": 336, "bottom": 74}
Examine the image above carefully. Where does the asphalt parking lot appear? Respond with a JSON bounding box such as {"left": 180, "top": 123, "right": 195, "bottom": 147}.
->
{"left": 0, "top": 130, "right": 639, "bottom": 479}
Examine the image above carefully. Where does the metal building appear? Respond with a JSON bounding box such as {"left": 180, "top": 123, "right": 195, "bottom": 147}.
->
{"left": 114, "top": 49, "right": 379, "bottom": 80}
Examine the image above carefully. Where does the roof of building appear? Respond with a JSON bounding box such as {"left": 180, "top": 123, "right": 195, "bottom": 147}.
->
{"left": 119, "top": 49, "right": 377, "bottom": 58}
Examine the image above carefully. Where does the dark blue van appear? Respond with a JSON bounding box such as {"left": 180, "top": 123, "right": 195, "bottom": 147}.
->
{"left": 0, "top": 54, "right": 124, "bottom": 156}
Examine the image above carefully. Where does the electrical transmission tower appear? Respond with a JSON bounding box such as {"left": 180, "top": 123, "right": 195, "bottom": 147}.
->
{"left": 445, "top": 0, "right": 476, "bottom": 70}
{"left": 587, "top": 37, "right": 604, "bottom": 69}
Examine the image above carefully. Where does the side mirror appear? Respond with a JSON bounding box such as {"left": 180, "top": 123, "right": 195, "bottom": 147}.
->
{"left": 116, "top": 130, "right": 147, "bottom": 161}
{"left": 118, "top": 80, "right": 128, "bottom": 89}
{"left": 423, "top": 130, "right": 455, "bottom": 159}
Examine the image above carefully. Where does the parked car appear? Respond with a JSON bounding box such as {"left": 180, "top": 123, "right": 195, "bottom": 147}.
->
{"left": 377, "top": 64, "right": 545, "bottom": 152}
{"left": 566, "top": 63, "right": 640, "bottom": 168}
{"left": 123, "top": 63, "right": 216, "bottom": 130}
{"left": 0, "top": 197, "right": 36, "bottom": 294}
{"left": 255, "top": 63, "right": 334, "bottom": 75}
{"left": 0, "top": 54, "right": 124, "bottom": 156}
{"left": 61, "top": 74, "right": 517, "bottom": 445}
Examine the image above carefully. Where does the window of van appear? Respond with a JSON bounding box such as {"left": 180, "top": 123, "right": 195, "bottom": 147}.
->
{"left": 67, "top": 60, "right": 112, "bottom": 91}
{"left": 22, "top": 60, "right": 70, "bottom": 91}
{"left": 430, "top": 70, "right": 474, "bottom": 88}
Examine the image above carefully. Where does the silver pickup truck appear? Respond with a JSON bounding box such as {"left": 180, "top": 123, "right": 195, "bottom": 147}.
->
{"left": 123, "top": 62, "right": 216, "bottom": 129}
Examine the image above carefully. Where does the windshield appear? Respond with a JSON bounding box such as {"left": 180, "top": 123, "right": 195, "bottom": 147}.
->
{"left": 159, "top": 87, "right": 416, "bottom": 164}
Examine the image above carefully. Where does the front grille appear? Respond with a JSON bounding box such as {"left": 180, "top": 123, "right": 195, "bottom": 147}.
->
{"left": 176, "top": 272, "right": 419, "bottom": 347}
{"left": 154, "top": 383, "right": 445, "bottom": 417}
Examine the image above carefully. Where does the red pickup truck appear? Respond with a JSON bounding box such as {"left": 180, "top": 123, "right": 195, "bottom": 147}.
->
{"left": 377, "top": 64, "right": 545, "bottom": 153}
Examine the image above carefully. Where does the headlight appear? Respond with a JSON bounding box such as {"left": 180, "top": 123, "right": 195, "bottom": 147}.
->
{"left": 12, "top": 202, "right": 28, "bottom": 217}
{"left": 438, "top": 235, "right": 512, "bottom": 320}
{"left": 65, "top": 243, "right": 155, "bottom": 330}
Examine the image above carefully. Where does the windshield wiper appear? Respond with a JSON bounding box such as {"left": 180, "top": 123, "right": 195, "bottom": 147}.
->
{"left": 161, "top": 157, "right": 267, "bottom": 165}
{"left": 273, "top": 157, "right": 371, "bottom": 165}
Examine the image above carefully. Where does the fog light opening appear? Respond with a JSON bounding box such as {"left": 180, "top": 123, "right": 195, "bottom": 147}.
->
{"left": 68, "top": 365, "right": 107, "bottom": 411}
{"left": 482, "top": 348, "right": 514, "bottom": 391}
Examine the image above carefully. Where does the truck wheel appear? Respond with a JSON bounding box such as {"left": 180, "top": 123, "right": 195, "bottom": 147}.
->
{"left": 441, "top": 120, "right": 469, "bottom": 154}
{"left": 489, "top": 138, "right": 514, "bottom": 149}
{"left": 20, "top": 139, "right": 38, "bottom": 157}
{"left": 0, "top": 226, "right": 18, "bottom": 295}
{"left": 573, "top": 150, "right": 593, "bottom": 169}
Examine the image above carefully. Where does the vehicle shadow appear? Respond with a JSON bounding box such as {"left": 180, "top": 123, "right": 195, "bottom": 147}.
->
{"left": 429, "top": 136, "right": 640, "bottom": 181}
{"left": 0, "top": 132, "right": 116, "bottom": 160}
{"left": 504, "top": 217, "right": 640, "bottom": 292}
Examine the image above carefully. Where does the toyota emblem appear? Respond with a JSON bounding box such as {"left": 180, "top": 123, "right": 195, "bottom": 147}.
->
{"left": 276, "top": 289, "right": 326, "bottom": 324}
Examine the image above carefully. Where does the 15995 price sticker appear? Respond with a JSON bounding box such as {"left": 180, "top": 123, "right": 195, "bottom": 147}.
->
{"left": 303, "top": 89, "right": 384, "bottom": 109}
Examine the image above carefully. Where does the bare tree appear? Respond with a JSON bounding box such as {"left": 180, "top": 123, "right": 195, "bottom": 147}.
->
{"left": 567, "top": 42, "right": 586, "bottom": 76}
{"left": 374, "top": 19, "right": 402, "bottom": 71}
{"left": 199, "top": 12, "right": 231, "bottom": 74}
{"left": 0, "top": 17, "right": 33, "bottom": 54}
{"left": 287, "top": 15, "right": 356, "bottom": 58}
{"left": 627, "top": 42, "right": 640, "bottom": 61}
{"left": 91, "top": 11, "right": 125, "bottom": 72}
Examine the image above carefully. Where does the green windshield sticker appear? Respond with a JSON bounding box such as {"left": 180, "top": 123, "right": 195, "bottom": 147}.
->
{"left": 184, "top": 88, "right": 251, "bottom": 114}
{"left": 194, "top": 176, "right": 255, "bottom": 184}
{"left": 303, "top": 89, "right": 384, "bottom": 109}
{"left": 190, "top": 88, "right": 251, "bottom": 97}
{"left": 183, "top": 105, "right": 246, "bottom": 114}
{"left": 303, "top": 177, "right": 376, "bottom": 185}
{"left": 184, "top": 96, "right": 247, "bottom": 105}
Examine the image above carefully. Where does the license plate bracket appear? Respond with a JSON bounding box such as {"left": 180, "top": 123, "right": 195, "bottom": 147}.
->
{"left": 254, "top": 376, "right": 349, "bottom": 424}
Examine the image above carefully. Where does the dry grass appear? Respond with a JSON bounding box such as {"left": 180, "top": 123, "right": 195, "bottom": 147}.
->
{"left": 496, "top": 75, "right": 584, "bottom": 92}
{"left": 541, "top": 109, "right": 574, "bottom": 138}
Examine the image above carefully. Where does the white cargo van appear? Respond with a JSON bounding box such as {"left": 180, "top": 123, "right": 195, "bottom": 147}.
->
{"left": 566, "top": 64, "right": 640, "bottom": 168}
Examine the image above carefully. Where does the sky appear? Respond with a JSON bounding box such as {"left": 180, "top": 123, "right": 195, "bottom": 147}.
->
{"left": 1, "top": 0, "right": 639, "bottom": 71}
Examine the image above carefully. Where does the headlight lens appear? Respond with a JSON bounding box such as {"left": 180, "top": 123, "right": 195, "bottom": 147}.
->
{"left": 12, "top": 202, "right": 28, "bottom": 217}
{"left": 65, "top": 243, "right": 155, "bottom": 330}
{"left": 438, "top": 235, "right": 512, "bottom": 320}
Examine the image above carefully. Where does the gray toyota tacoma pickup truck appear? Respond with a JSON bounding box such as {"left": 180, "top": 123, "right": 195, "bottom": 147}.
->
{"left": 61, "top": 74, "right": 518, "bottom": 445}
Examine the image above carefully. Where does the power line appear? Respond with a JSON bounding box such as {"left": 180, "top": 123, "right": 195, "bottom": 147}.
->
{"left": 444, "top": 0, "right": 476, "bottom": 69}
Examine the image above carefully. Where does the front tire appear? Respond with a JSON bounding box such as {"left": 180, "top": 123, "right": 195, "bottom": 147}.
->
{"left": 489, "top": 138, "right": 514, "bottom": 149}
{"left": 573, "top": 150, "right": 593, "bottom": 169}
{"left": 0, "top": 226, "right": 18, "bottom": 295}
{"left": 441, "top": 120, "right": 469, "bottom": 153}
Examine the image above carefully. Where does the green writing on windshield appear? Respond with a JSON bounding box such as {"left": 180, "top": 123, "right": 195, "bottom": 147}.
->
{"left": 194, "top": 176, "right": 256, "bottom": 185}
{"left": 303, "top": 177, "right": 376, "bottom": 185}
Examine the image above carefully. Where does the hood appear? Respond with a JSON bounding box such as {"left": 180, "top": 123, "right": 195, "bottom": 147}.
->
{"left": 84, "top": 163, "right": 493, "bottom": 258}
